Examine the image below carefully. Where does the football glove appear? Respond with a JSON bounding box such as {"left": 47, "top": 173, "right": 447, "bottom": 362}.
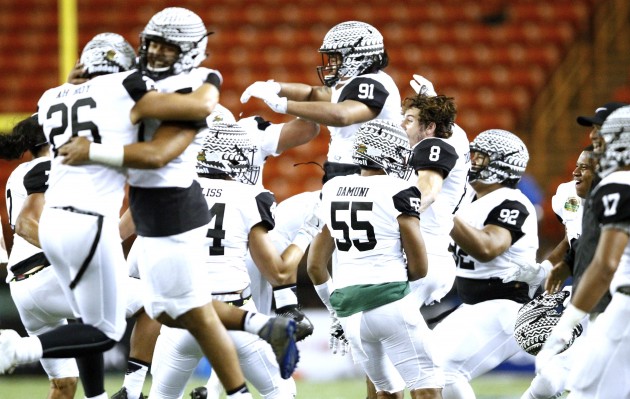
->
{"left": 535, "top": 304, "right": 586, "bottom": 374}
{"left": 502, "top": 260, "right": 552, "bottom": 298}
{"left": 410, "top": 74, "right": 437, "bottom": 97}
{"left": 241, "top": 80, "right": 282, "bottom": 104}
{"left": 329, "top": 315, "right": 349, "bottom": 356}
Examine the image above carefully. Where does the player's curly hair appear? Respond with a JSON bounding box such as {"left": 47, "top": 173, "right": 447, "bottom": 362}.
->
{"left": 402, "top": 94, "right": 457, "bottom": 139}
{"left": 0, "top": 115, "right": 47, "bottom": 160}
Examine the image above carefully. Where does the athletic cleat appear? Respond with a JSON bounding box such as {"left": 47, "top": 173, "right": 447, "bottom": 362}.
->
{"left": 275, "top": 305, "right": 314, "bottom": 341}
{"left": 257, "top": 316, "right": 299, "bottom": 379}
{"left": 110, "top": 387, "right": 146, "bottom": 399}
{"left": 0, "top": 329, "right": 20, "bottom": 375}
{"left": 189, "top": 386, "right": 207, "bottom": 399}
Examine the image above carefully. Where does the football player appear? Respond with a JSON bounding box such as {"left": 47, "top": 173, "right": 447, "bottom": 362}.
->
{"left": 240, "top": 20, "right": 401, "bottom": 183}
{"left": 308, "top": 119, "right": 443, "bottom": 399}
{"left": 402, "top": 86, "right": 472, "bottom": 308}
{"left": 537, "top": 106, "right": 630, "bottom": 398}
{"left": 0, "top": 25, "right": 238, "bottom": 399}
{"left": 149, "top": 122, "right": 321, "bottom": 399}
{"left": 432, "top": 129, "right": 538, "bottom": 399}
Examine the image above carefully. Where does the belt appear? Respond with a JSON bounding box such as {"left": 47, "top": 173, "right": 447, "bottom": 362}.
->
{"left": 616, "top": 285, "right": 630, "bottom": 296}
{"left": 213, "top": 285, "right": 252, "bottom": 307}
{"left": 11, "top": 265, "right": 49, "bottom": 282}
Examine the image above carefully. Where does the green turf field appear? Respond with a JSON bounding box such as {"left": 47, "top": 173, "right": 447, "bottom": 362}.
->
{"left": 0, "top": 372, "right": 569, "bottom": 398}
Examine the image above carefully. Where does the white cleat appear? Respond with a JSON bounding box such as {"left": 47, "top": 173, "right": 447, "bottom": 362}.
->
{"left": 0, "top": 329, "right": 20, "bottom": 374}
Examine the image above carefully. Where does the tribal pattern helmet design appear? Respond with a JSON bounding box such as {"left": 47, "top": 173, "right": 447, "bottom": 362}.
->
{"left": 317, "top": 21, "right": 387, "bottom": 87}
{"left": 598, "top": 105, "right": 630, "bottom": 177}
{"left": 197, "top": 122, "right": 260, "bottom": 185}
{"left": 139, "top": 7, "right": 208, "bottom": 79}
{"left": 468, "top": 129, "right": 529, "bottom": 185}
{"left": 514, "top": 290, "right": 583, "bottom": 355}
{"left": 352, "top": 119, "right": 412, "bottom": 180}
{"left": 80, "top": 33, "right": 136, "bottom": 78}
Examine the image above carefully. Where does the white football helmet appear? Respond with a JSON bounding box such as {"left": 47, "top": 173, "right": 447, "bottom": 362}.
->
{"left": 197, "top": 122, "right": 260, "bottom": 185}
{"left": 598, "top": 105, "right": 630, "bottom": 177}
{"left": 468, "top": 129, "right": 529, "bottom": 187}
{"left": 139, "top": 7, "right": 209, "bottom": 79}
{"left": 514, "top": 290, "right": 583, "bottom": 355}
{"left": 317, "top": 21, "right": 388, "bottom": 87}
{"left": 80, "top": 33, "right": 136, "bottom": 78}
{"left": 352, "top": 119, "right": 411, "bottom": 180}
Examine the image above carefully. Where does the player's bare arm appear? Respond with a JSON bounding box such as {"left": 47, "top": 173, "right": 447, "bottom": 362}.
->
{"left": 398, "top": 214, "right": 428, "bottom": 281}
{"left": 287, "top": 99, "right": 378, "bottom": 127}
{"left": 571, "top": 227, "right": 629, "bottom": 312}
{"left": 248, "top": 224, "right": 299, "bottom": 286}
{"left": 14, "top": 192, "right": 45, "bottom": 248}
{"left": 276, "top": 118, "right": 320, "bottom": 153}
{"left": 306, "top": 225, "right": 335, "bottom": 285}
{"left": 60, "top": 123, "right": 196, "bottom": 167}
{"left": 450, "top": 217, "right": 512, "bottom": 262}
{"left": 414, "top": 169, "right": 444, "bottom": 213}
{"left": 130, "top": 83, "right": 219, "bottom": 124}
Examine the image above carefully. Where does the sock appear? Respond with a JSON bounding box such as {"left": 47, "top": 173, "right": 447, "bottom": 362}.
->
{"left": 206, "top": 369, "right": 224, "bottom": 398}
{"left": 226, "top": 384, "right": 251, "bottom": 399}
{"left": 77, "top": 353, "right": 105, "bottom": 398}
{"left": 273, "top": 285, "right": 298, "bottom": 309}
{"left": 123, "top": 358, "right": 150, "bottom": 399}
{"left": 86, "top": 393, "right": 108, "bottom": 399}
{"left": 16, "top": 336, "right": 43, "bottom": 364}
{"left": 242, "top": 312, "right": 270, "bottom": 334}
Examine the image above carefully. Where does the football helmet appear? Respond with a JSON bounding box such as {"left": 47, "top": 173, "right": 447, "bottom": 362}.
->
{"left": 197, "top": 122, "right": 260, "bottom": 185}
{"left": 352, "top": 119, "right": 412, "bottom": 180}
{"left": 139, "top": 7, "right": 209, "bottom": 79}
{"left": 598, "top": 105, "right": 630, "bottom": 177}
{"left": 514, "top": 290, "right": 583, "bottom": 356}
{"left": 468, "top": 129, "right": 529, "bottom": 186}
{"left": 317, "top": 21, "right": 388, "bottom": 87}
{"left": 80, "top": 33, "right": 136, "bottom": 78}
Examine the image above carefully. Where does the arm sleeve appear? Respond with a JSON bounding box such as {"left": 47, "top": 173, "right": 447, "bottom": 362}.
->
{"left": 591, "top": 182, "right": 630, "bottom": 225}
{"left": 23, "top": 161, "right": 50, "bottom": 194}
{"left": 337, "top": 77, "right": 389, "bottom": 111}
{"left": 252, "top": 191, "right": 276, "bottom": 231}
{"left": 484, "top": 199, "right": 530, "bottom": 244}
{"left": 409, "top": 138, "right": 458, "bottom": 178}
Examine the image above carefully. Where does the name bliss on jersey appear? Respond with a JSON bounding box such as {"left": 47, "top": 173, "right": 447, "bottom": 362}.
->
{"left": 337, "top": 186, "right": 369, "bottom": 197}
{"left": 202, "top": 187, "right": 223, "bottom": 197}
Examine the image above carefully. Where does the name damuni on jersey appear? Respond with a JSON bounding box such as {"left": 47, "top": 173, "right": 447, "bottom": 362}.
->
{"left": 337, "top": 186, "right": 369, "bottom": 197}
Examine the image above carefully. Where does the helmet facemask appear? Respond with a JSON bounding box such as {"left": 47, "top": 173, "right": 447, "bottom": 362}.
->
{"left": 468, "top": 129, "right": 529, "bottom": 187}
{"left": 317, "top": 21, "right": 386, "bottom": 87}
{"left": 598, "top": 106, "right": 630, "bottom": 177}
{"left": 197, "top": 123, "right": 261, "bottom": 185}
{"left": 139, "top": 7, "right": 210, "bottom": 80}
{"left": 352, "top": 119, "right": 412, "bottom": 180}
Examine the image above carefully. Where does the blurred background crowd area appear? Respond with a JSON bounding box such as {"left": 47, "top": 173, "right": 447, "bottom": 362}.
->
{"left": 1, "top": 0, "right": 630, "bottom": 292}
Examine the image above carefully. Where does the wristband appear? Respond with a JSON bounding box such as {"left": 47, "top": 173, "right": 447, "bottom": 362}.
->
{"left": 314, "top": 278, "right": 335, "bottom": 314}
{"left": 89, "top": 143, "right": 124, "bottom": 167}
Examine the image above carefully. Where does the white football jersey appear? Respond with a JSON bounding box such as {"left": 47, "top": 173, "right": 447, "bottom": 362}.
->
{"left": 328, "top": 71, "right": 402, "bottom": 164}
{"left": 452, "top": 187, "right": 538, "bottom": 280}
{"left": 128, "top": 67, "right": 223, "bottom": 188}
{"left": 321, "top": 174, "right": 421, "bottom": 290}
{"left": 589, "top": 171, "right": 630, "bottom": 292}
{"left": 38, "top": 70, "right": 153, "bottom": 217}
{"left": 4, "top": 157, "right": 50, "bottom": 282}
{"left": 551, "top": 181, "right": 583, "bottom": 245}
{"left": 408, "top": 124, "right": 471, "bottom": 253}
{"left": 197, "top": 177, "right": 276, "bottom": 293}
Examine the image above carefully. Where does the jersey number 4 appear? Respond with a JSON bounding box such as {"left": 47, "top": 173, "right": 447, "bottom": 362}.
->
{"left": 331, "top": 201, "right": 377, "bottom": 251}
{"left": 207, "top": 203, "right": 226, "bottom": 255}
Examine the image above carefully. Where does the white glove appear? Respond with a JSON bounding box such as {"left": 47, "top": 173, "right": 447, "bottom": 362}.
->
{"left": 240, "top": 80, "right": 287, "bottom": 113}
{"left": 291, "top": 201, "right": 323, "bottom": 252}
{"left": 329, "top": 315, "right": 349, "bottom": 356}
{"left": 502, "top": 260, "right": 552, "bottom": 297}
{"left": 535, "top": 304, "right": 586, "bottom": 374}
{"left": 410, "top": 74, "right": 437, "bottom": 97}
